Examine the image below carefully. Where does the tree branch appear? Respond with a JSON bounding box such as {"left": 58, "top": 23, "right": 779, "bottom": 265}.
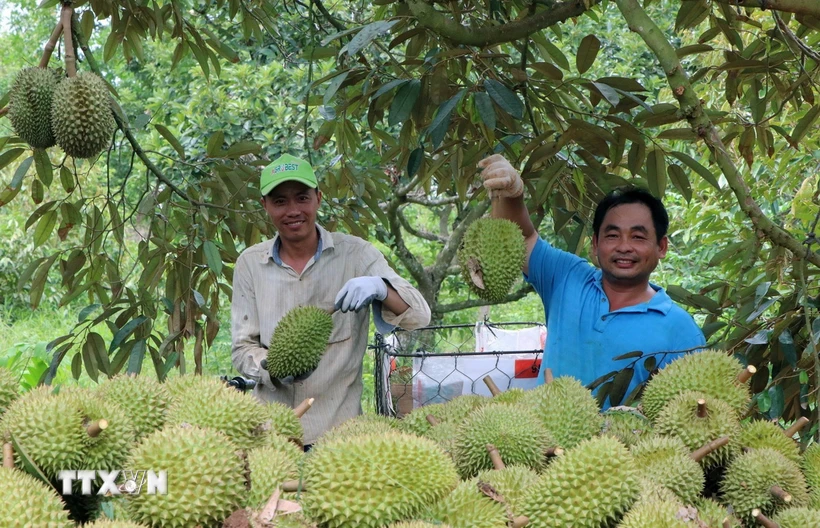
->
{"left": 404, "top": 193, "right": 463, "bottom": 206}
{"left": 312, "top": 0, "right": 345, "bottom": 31}
{"left": 386, "top": 195, "right": 434, "bottom": 295}
{"left": 715, "top": 0, "right": 820, "bottom": 17}
{"left": 434, "top": 283, "right": 534, "bottom": 314}
{"left": 397, "top": 206, "right": 448, "bottom": 242}
{"left": 40, "top": 20, "right": 63, "bottom": 68}
{"left": 406, "top": 0, "right": 600, "bottom": 47}
{"left": 614, "top": 0, "right": 820, "bottom": 269}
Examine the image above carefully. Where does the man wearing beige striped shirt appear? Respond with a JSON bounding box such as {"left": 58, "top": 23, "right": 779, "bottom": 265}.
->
{"left": 231, "top": 154, "right": 431, "bottom": 447}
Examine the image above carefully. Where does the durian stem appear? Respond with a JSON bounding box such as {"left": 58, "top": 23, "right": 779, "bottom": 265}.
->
{"left": 39, "top": 21, "right": 63, "bottom": 69}
{"left": 0, "top": 107, "right": 8, "bottom": 118}
{"left": 512, "top": 515, "right": 530, "bottom": 528}
{"left": 751, "top": 508, "right": 778, "bottom": 528}
{"left": 426, "top": 414, "right": 440, "bottom": 426}
{"left": 737, "top": 365, "right": 756, "bottom": 384}
{"left": 769, "top": 484, "right": 792, "bottom": 503}
{"left": 86, "top": 419, "right": 108, "bottom": 437}
{"left": 690, "top": 436, "right": 730, "bottom": 462}
{"left": 486, "top": 444, "right": 506, "bottom": 470}
{"left": 2, "top": 443, "right": 13, "bottom": 468}
{"left": 544, "top": 368, "right": 554, "bottom": 384}
{"left": 722, "top": 518, "right": 730, "bottom": 528}
{"left": 784, "top": 416, "right": 810, "bottom": 438}
{"left": 61, "top": 4, "right": 76, "bottom": 77}
{"left": 281, "top": 480, "right": 305, "bottom": 492}
{"left": 696, "top": 399, "right": 708, "bottom": 418}
{"left": 483, "top": 375, "right": 501, "bottom": 396}
{"left": 293, "top": 398, "right": 314, "bottom": 418}
{"left": 545, "top": 446, "right": 564, "bottom": 458}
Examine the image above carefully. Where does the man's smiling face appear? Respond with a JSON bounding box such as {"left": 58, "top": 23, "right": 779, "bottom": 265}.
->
{"left": 261, "top": 180, "right": 322, "bottom": 245}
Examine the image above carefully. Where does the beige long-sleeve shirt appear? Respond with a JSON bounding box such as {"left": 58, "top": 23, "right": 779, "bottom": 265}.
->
{"left": 231, "top": 224, "right": 431, "bottom": 444}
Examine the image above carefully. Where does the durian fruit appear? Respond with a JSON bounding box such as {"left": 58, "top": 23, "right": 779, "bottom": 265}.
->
{"left": 803, "top": 443, "right": 820, "bottom": 508}
{"left": 124, "top": 425, "right": 246, "bottom": 528}
{"left": 266, "top": 306, "right": 333, "bottom": 379}
{"left": 428, "top": 479, "right": 510, "bottom": 527}
{"left": 83, "top": 521, "right": 150, "bottom": 527}
{"left": 425, "top": 420, "right": 461, "bottom": 460}
{"left": 641, "top": 349, "right": 751, "bottom": 422}
{"left": 96, "top": 374, "right": 170, "bottom": 440}
{"left": 0, "top": 367, "right": 18, "bottom": 416}
{"left": 491, "top": 388, "right": 526, "bottom": 405}
{"left": 265, "top": 401, "right": 305, "bottom": 444}
{"left": 615, "top": 492, "right": 695, "bottom": 528}
{"left": 399, "top": 402, "right": 449, "bottom": 436}
{"left": 600, "top": 408, "right": 653, "bottom": 447}
{"left": 166, "top": 375, "right": 272, "bottom": 450}
{"left": 772, "top": 506, "right": 820, "bottom": 527}
{"left": 51, "top": 71, "right": 116, "bottom": 158}
{"left": 0, "top": 466, "right": 72, "bottom": 527}
{"left": 738, "top": 419, "right": 800, "bottom": 463}
{"left": 720, "top": 447, "right": 809, "bottom": 524}
{"left": 388, "top": 523, "right": 452, "bottom": 528}
{"left": 475, "top": 465, "right": 539, "bottom": 514}
{"left": 523, "top": 376, "right": 603, "bottom": 449}
{"left": 458, "top": 218, "right": 526, "bottom": 302}
{"left": 8, "top": 66, "right": 58, "bottom": 148}
{"left": 519, "top": 436, "right": 641, "bottom": 527}
{"left": 316, "top": 413, "right": 398, "bottom": 445}
{"left": 0, "top": 385, "right": 86, "bottom": 476}
{"left": 653, "top": 391, "right": 739, "bottom": 468}
{"left": 693, "top": 498, "right": 741, "bottom": 528}
{"left": 453, "top": 404, "right": 553, "bottom": 477}
{"left": 630, "top": 436, "right": 704, "bottom": 504}
{"left": 439, "top": 394, "right": 488, "bottom": 423}
{"left": 300, "top": 432, "right": 458, "bottom": 527}
{"left": 245, "top": 440, "right": 302, "bottom": 509}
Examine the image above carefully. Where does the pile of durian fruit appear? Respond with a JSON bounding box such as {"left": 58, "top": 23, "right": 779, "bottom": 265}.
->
{"left": 1, "top": 349, "right": 820, "bottom": 528}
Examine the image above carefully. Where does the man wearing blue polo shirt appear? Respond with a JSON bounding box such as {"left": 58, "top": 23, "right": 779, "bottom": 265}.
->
{"left": 478, "top": 154, "right": 706, "bottom": 407}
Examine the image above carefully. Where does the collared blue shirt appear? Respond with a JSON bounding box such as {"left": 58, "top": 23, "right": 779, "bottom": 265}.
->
{"left": 525, "top": 238, "right": 706, "bottom": 407}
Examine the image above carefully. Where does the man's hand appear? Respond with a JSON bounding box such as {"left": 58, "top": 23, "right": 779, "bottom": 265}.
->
{"left": 334, "top": 276, "right": 388, "bottom": 312}
{"left": 478, "top": 154, "right": 524, "bottom": 199}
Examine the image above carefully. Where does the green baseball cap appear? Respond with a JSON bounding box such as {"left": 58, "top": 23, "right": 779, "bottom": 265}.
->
{"left": 259, "top": 154, "right": 318, "bottom": 196}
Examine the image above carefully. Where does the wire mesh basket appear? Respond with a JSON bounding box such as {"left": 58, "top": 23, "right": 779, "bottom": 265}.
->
{"left": 373, "top": 321, "right": 546, "bottom": 417}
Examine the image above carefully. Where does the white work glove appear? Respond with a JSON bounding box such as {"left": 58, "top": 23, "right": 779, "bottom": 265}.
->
{"left": 334, "top": 276, "right": 388, "bottom": 313}
{"left": 478, "top": 154, "right": 524, "bottom": 199}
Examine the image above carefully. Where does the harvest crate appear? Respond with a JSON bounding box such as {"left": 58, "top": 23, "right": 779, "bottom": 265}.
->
{"left": 373, "top": 321, "right": 546, "bottom": 417}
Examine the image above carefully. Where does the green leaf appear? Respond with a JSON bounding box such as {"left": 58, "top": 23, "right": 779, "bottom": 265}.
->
{"left": 792, "top": 105, "right": 820, "bottom": 145}
{"left": 342, "top": 20, "right": 398, "bottom": 57}
{"left": 643, "top": 356, "right": 657, "bottom": 372}
{"left": 590, "top": 82, "right": 620, "bottom": 107}
{"left": 608, "top": 368, "right": 634, "bottom": 406}
{"left": 33, "top": 149, "right": 52, "bottom": 187}
{"left": 323, "top": 70, "right": 350, "bottom": 106}
{"left": 708, "top": 240, "right": 751, "bottom": 266}
{"left": 59, "top": 166, "right": 75, "bottom": 193}
{"left": 33, "top": 210, "right": 57, "bottom": 247}
{"left": 0, "top": 148, "right": 25, "bottom": 172}
{"left": 587, "top": 370, "right": 617, "bottom": 390}
{"left": 612, "top": 350, "right": 643, "bottom": 361}
{"left": 646, "top": 148, "right": 667, "bottom": 197}
{"left": 224, "top": 141, "right": 261, "bottom": 158}
{"left": 667, "top": 163, "right": 692, "bottom": 202}
{"left": 473, "top": 92, "right": 496, "bottom": 130}
{"left": 388, "top": 79, "right": 421, "bottom": 126}
{"left": 71, "top": 352, "right": 81, "bottom": 379}
{"left": 82, "top": 336, "right": 99, "bottom": 382}
{"left": 669, "top": 151, "right": 720, "bottom": 189}
{"left": 428, "top": 89, "right": 466, "bottom": 148}
{"left": 9, "top": 432, "right": 51, "bottom": 486}
{"left": 407, "top": 147, "right": 423, "bottom": 177}
{"left": 779, "top": 330, "right": 797, "bottom": 368}
{"left": 372, "top": 79, "right": 410, "bottom": 100}
{"left": 203, "top": 240, "right": 223, "bottom": 276}
{"left": 78, "top": 303, "right": 101, "bottom": 323}
{"left": 0, "top": 156, "right": 32, "bottom": 206}
{"left": 110, "top": 316, "right": 149, "bottom": 352}
{"left": 484, "top": 79, "right": 523, "bottom": 120}
{"left": 155, "top": 125, "right": 186, "bottom": 159}
{"left": 206, "top": 131, "right": 224, "bottom": 157}
{"left": 127, "top": 339, "right": 146, "bottom": 375}
{"left": 768, "top": 385, "right": 784, "bottom": 419}
{"left": 576, "top": 35, "right": 601, "bottom": 74}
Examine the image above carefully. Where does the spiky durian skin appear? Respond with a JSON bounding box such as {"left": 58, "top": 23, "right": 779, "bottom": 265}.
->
{"left": 389, "top": 523, "right": 452, "bottom": 528}
{"left": 124, "top": 426, "right": 246, "bottom": 528}
{"left": 399, "top": 402, "right": 448, "bottom": 436}
{"left": 721, "top": 447, "right": 809, "bottom": 524}
{"left": 630, "top": 436, "right": 704, "bottom": 505}
{"left": 772, "top": 507, "right": 820, "bottom": 527}
{"left": 492, "top": 388, "right": 526, "bottom": 405}
{"left": 316, "top": 413, "right": 398, "bottom": 445}
{"left": 738, "top": 419, "right": 800, "bottom": 464}
{"left": 519, "top": 436, "right": 641, "bottom": 528}
{"left": 453, "top": 404, "right": 553, "bottom": 478}
{"left": 429, "top": 479, "right": 510, "bottom": 527}
{"left": 8, "top": 67, "right": 58, "bottom": 148}
{"left": 0, "top": 385, "right": 85, "bottom": 476}
{"left": 601, "top": 408, "right": 653, "bottom": 447}
{"left": 301, "top": 432, "right": 459, "bottom": 527}
{"left": 522, "top": 376, "right": 603, "bottom": 449}
{"left": 693, "top": 498, "right": 741, "bottom": 528}
{"left": 84, "top": 521, "right": 150, "bottom": 527}
{"left": 475, "top": 465, "right": 539, "bottom": 514}
{"left": 439, "top": 394, "right": 488, "bottom": 422}
{"left": 0, "top": 467, "right": 72, "bottom": 527}
{"left": 458, "top": 218, "right": 525, "bottom": 303}
{"left": 51, "top": 71, "right": 115, "bottom": 158}
{"left": 653, "top": 391, "right": 739, "bottom": 468}
{"left": 266, "top": 306, "right": 333, "bottom": 379}
{"left": 166, "top": 376, "right": 272, "bottom": 451}
{"left": 245, "top": 442, "right": 301, "bottom": 509}
{"left": 803, "top": 443, "right": 820, "bottom": 508}
{"left": 0, "top": 367, "right": 18, "bottom": 416}
{"left": 425, "top": 421, "right": 460, "bottom": 460}
{"left": 97, "top": 374, "right": 170, "bottom": 440}
{"left": 265, "top": 401, "right": 304, "bottom": 444}
{"left": 616, "top": 499, "right": 698, "bottom": 528}
{"left": 641, "top": 350, "right": 750, "bottom": 422}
